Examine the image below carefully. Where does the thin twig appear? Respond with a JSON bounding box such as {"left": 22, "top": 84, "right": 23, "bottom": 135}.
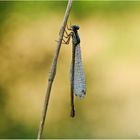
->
{"left": 37, "top": 0, "right": 73, "bottom": 139}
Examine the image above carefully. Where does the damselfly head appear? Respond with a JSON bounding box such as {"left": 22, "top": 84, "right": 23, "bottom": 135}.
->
{"left": 71, "top": 25, "right": 80, "bottom": 31}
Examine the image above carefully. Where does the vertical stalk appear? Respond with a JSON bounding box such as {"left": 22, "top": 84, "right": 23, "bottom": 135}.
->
{"left": 37, "top": 0, "right": 73, "bottom": 139}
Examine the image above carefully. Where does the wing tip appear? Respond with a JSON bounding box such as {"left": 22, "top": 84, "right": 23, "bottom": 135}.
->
{"left": 75, "top": 90, "right": 86, "bottom": 99}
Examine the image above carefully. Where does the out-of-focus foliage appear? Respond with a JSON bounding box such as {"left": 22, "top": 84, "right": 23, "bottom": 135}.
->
{"left": 0, "top": 1, "right": 140, "bottom": 139}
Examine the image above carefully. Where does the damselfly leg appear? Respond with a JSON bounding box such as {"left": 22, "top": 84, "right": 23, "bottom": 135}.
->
{"left": 66, "top": 22, "right": 72, "bottom": 31}
{"left": 55, "top": 31, "right": 71, "bottom": 44}
{"left": 62, "top": 32, "right": 72, "bottom": 45}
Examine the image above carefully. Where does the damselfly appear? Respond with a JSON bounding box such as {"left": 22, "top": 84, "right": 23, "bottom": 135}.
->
{"left": 62, "top": 24, "right": 86, "bottom": 117}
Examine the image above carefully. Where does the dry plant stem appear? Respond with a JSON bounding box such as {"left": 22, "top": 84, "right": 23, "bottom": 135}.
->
{"left": 37, "top": 0, "right": 73, "bottom": 139}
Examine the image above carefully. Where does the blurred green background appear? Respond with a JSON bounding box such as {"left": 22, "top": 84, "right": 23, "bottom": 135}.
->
{"left": 0, "top": 1, "right": 140, "bottom": 139}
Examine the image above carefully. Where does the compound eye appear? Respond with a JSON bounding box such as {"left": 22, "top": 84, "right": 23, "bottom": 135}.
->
{"left": 71, "top": 25, "right": 80, "bottom": 30}
{"left": 75, "top": 25, "right": 80, "bottom": 30}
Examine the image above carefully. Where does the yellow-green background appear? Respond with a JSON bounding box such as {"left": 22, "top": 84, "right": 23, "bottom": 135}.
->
{"left": 0, "top": 1, "right": 140, "bottom": 138}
